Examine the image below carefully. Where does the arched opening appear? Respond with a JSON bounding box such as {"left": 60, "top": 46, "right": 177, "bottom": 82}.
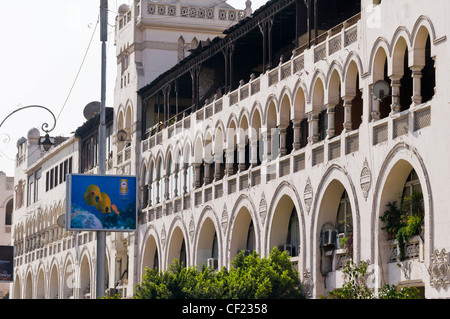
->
{"left": 266, "top": 100, "right": 278, "bottom": 160}
{"left": 214, "top": 127, "right": 225, "bottom": 179}
{"left": 141, "top": 235, "right": 159, "bottom": 276}
{"left": 194, "top": 137, "right": 204, "bottom": 188}
{"left": 280, "top": 94, "right": 293, "bottom": 155}
{"left": 230, "top": 207, "right": 256, "bottom": 261}
{"left": 204, "top": 132, "right": 214, "bottom": 184}
{"left": 250, "top": 109, "right": 262, "bottom": 167}
{"left": 36, "top": 269, "right": 45, "bottom": 299}
{"left": 269, "top": 194, "right": 300, "bottom": 257}
{"left": 49, "top": 264, "right": 58, "bottom": 299}
{"left": 25, "top": 271, "right": 32, "bottom": 299}
{"left": 64, "top": 261, "right": 75, "bottom": 299}
{"left": 377, "top": 160, "right": 426, "bottom": 297}
{"left": 141, "top": 164, "right": 148, "bottom": 208}
{"left": 238, "top": 115, "right": 250, "bottom": 171}
{"left": 226, "top": 120, "right": 238, "bottom": 175}
{"left": 13, "top": 275, "right": 20, "bottom": 299}
{"left": 372, "top": 47, "right": 391, "bottom": 120}
{"left": 312, "top": 77, "right": 326, "bottom": 142}
{"left": 196, "top": 217, "right": 219, "bottom": 269}
{"left": 79, "top": 256, "right": 91, "bottom": 299}
{"left": 413, "top": 26, "right": 435, "bottom": 104}
{"left": 328, "top": 70, "right": 344, "bottom": 137}
{"left": 149, "top": 160, "right": 156, "bottom": 206}
{"left": 316, "top": 180, "right": 355, "bottom": 295}
{"left": 5, "top": 198, "right": 13, "bottom": 226}
{"left": 168, "top": 227, "right": 187, "bottom": 267}
{"left": 392, "top": 37, "right": 413, "bottom": 112}
{"left": 183, "top": 143, "right": 193, "bottom": 194}
{"left": 293, "top": 86, "right": 308, "bottom": 149}
{"left": 156, "top": 156, "right": 164, "bottom": 203}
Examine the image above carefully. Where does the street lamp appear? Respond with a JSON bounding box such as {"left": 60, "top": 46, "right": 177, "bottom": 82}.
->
{"left": 0, "top": 105, "right": 57, "bottom": 152}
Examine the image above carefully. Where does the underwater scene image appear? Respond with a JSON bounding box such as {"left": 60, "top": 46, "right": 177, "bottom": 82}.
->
{"left": 68, "top": 174, "right": 137, "bottom": 231}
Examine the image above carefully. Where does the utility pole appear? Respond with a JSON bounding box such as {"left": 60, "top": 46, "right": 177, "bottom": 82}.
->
{"left": 96, "top": 0, "right": 108, "bottom": 299}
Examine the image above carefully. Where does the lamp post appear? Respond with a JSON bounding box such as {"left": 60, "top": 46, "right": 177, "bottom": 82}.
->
{"left": 96, "top": 0, "right": 108, "bottom": 299}
{"left": 0, "top": 105, "right": 57, "bottom": 151}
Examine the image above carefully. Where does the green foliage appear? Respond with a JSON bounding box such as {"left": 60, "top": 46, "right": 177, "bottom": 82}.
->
{"left": 321, "top": 260, "right": 421, "bottom": 299}
{"left": 379, "top": 191, "right": 424, "bottom": 261}
{"left": 133, "top": 247, "right": 304, "bottom": 299}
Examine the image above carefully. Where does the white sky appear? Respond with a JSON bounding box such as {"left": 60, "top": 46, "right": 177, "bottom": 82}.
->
{"left": 0, "top": 0, "right": 268, "bottom": 177}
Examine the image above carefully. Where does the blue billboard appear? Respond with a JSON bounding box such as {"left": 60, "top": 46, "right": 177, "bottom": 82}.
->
{"left": 66, "top": 174, "right": 137, "bottom": 231}
{"left": 0, "top": 246, "right": 14, "bottom": 282}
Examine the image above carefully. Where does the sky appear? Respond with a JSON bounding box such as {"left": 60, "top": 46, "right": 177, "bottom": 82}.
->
{"left": 0, "top": 0, "right": 268, "bottom": 177}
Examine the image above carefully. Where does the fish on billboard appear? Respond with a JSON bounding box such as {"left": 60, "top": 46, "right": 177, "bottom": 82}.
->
{"left": 67, "top": 174, "right": 137, "bottom": 231}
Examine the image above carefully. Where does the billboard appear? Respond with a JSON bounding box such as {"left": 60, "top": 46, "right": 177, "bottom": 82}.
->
{"left": 0, "top": 246, "right": 14, "bottom": 282}
{"left": 66, "top": 174, "right": 137, "bottom": 231}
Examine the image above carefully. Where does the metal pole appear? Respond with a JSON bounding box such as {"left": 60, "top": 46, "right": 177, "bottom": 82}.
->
{"left": 96, "top": 0, "right": 108, "bottom": 299}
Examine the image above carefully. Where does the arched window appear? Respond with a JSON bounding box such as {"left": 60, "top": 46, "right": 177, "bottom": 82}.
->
{"left": 141, "top": 166, "right": 148, "bottom": 208}
{"left": 286, "top": 208, "right": 300, "bottom": 257}
{"left": 246, "top": 220, "right": 255, "bottom": 252}
{"left": 5, "top": 199, "right": 13, "bottom": 226}
{"left": 180, "top": 238, "right": 186, "bottom": 267}
{"left": 211, "top": 232, "right": 218, "bottom": 259}
{"left": 336, "top": 191, "right": 353, "bottom": 236}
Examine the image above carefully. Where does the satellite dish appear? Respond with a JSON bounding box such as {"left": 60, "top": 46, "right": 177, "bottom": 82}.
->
{"left": 57, "top": 214, "right": 66, "bottom": 228}
{"left": 372, "top": 80, "right": 391, "bottom": 101}
{"left": 83, "top": 101, "right": 101, "bottom": 120}
{"left": 117, "top": 129, "right": 128, "bottom": 143}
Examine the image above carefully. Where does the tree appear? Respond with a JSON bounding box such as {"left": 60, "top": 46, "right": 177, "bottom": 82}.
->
{"left": 133, "top": 247, "right": 304, "bottom": 299}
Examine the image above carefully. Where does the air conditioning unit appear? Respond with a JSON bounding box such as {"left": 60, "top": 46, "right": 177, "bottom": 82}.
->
{"left": 207, "top": 258, "right": 218, "bottom": 270}
{"left": 321, "top": 229, "right": 337, "bottom": 247}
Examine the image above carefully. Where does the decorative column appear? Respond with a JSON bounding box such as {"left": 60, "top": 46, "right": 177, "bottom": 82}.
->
{"left": 411, "top": 65, "right": 423, "bottom": 106}
{"left": 292, "top": 120, "right": 301, "bottom": 150}
{"left": 278, "top": 125, "right": 287, "bottom": 156}
{"left": 238, "top": 144, "right": 246, "bottom": 171}
{"left": 173, "top": 168, "right": 179, "bottom": 197}
{"left": 390, "top": 75, "right": 402, "bottom": 114}
{"left": 147, "top": 184, "right": 152, "bottom": 207}
{"left": 343, "top": 96, "right": 354, "bottom": 133}
{"left": 307, "top": 111, "right": 319, "bottom": 144}
{"left": 225, "top": 149, "right": 234, "bottom": 175}
{"left": 326, "top": 103, "right": 335, "bottom": 138}
{"left": 249, "top": 137, "right": 258, "bottom": 166}
{"left": 164, "top": 175, "right": 169, "bottom": 201}
{"left": 214, "top": 154, "right": 222, "bottom": 180}
{"left": 182, "top": 164, "right": 188, "bottom": 194}
{"left": 194, "top": 163, "right": 202, "bottom": 188}
{"left": 264, "top": 130, "right": 272, "bottom": 161}
{"left": 370, "top": 83, "right": 381, "bottom": 121}
{"left": 204, "top": 162, "right": 211, "bottom": 185}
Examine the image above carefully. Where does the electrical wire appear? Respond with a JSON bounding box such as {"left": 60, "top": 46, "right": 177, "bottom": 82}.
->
{"left": 55, "top": 15, "right": 100, "bottom": 124}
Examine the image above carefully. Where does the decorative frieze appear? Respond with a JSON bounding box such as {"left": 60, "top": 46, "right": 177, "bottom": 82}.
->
{"left": 304, "top": 177, "right": 313, "bottom": 214}
{"left": 360, "top": 158, "right": 371, "bottom": 200}
{"left": 429, "top": 249, "right": 450, "bottom": 289}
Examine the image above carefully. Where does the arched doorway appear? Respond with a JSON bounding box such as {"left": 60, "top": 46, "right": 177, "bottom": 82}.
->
{"left": 167, "top": 226, "right": 187, "bottom": 267}
{"left": 268, "top": 194, "right": 300, "bottom": 258}
{"left": 196, "top": 217, "right": 220, "bottom": 269}
{"left": 229, "top": 206, "right": 256, "bottom": 262}
{"left": 314, "top": 178, "right": 356, "bottom": 296}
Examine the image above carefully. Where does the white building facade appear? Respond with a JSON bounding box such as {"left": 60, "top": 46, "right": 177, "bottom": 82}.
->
{"left": 135, "top": 0, "right": 450, "bottom": 299}
{"left": 9, "top": 0, "right": 248, "bottom": 299}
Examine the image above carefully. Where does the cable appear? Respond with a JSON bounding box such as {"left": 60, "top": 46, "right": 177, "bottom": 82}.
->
{"left": 55, "top": 15, "right": 100, "bottom": 124}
